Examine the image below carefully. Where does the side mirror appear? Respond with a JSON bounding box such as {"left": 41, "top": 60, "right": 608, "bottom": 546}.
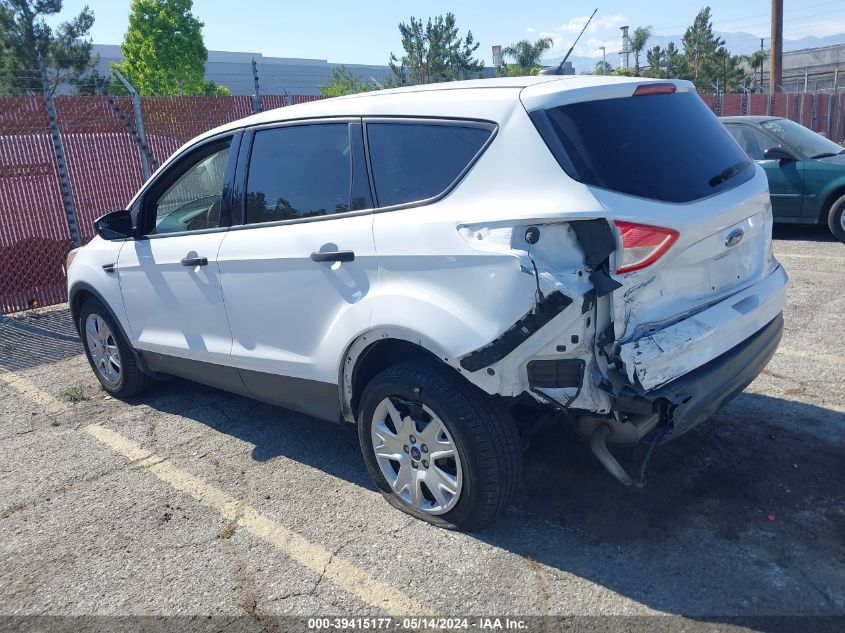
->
{"left": 763, "top": 146, "right": 797, "bottom": 162}
{"left": 94, "top": 210, "right": 134, "bottom": 240}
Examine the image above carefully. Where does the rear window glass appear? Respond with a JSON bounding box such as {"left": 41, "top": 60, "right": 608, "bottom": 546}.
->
{"left": 537, "top": 91, "right": 753, "bottom": 203}
{"left": 366, "top": 122, "right": 492, "bottom": 207}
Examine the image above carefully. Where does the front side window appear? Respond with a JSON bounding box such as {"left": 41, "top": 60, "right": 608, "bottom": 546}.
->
{"left": 726, "top": 126, "right": 774, "bottom": 161}
{"left": 245, "top": 124, "right": 352, "bottom": 224}
{"left": 366, "top": 122, "right": 492, "bottom": 208}
{"left": 150, "top": 144, "right": 231, "bottom": 235}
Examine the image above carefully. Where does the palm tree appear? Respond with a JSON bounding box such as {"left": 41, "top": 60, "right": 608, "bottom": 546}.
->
{"left": 502, "top": 37, "right": 554, "bottom": 75}
{"left": 745, "top": 49, "right": 768, "bottom": 91}
{"left": 630, "top": 26, "right": 653, "bottom": 76}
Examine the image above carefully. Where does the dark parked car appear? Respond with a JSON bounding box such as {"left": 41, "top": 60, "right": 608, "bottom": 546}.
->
{"left": 721, "top": 116, "right": 845, "bottom": 242}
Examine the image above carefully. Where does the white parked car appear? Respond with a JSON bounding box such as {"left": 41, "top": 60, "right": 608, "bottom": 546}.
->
{"left": 67, "top": 76, "right": 787, "bottom": 530}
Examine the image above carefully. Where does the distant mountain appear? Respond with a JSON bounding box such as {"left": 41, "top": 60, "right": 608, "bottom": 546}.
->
{"left": 545, "top": 31, "right": 845, "bottom": 74}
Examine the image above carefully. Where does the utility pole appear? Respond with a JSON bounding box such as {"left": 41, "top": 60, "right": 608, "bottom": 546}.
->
{"left": 113, "top": 69, "right": 151, "bottom": 181}
{"left": 251, "top": 58, "right": 263, "bottom": 114}
{"left": 600, "top": 46, "right": 606, "bottom": 74}
{"left": 38, "top": 53, "right": 80, "bottom": 248}
{"left": 770, "top": 0, "right": 783, "bottom": 93}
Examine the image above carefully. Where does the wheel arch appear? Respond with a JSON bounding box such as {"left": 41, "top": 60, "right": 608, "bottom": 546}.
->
{"left": 69, "top": 281, "right": 117, "bottom": 336}
{"left": 339, "top": 327, "right": 463, "bottom": 423}
{"left": 818, "top": 180, "right": 845, "bottom": 224}
{"left": 69, "top": 281, "right": 157, "bottom": 378}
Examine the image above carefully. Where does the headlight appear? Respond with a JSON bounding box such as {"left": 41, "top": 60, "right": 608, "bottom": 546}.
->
{"left": 66, "top": 248, "right": 79, "bottom": 271}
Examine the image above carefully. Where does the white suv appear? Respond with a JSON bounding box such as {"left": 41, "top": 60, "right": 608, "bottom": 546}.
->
{"left": 67, "top": 76, "right": 787, "bottom": 530}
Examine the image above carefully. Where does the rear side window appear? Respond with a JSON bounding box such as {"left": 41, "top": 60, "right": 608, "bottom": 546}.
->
{"left": 366, "top": 122, "right": 492, "bottom": 207}
{"left": 246, "top": 123, "right": 351, "bottom": 224}
{"left": 535, "top": 91, "right": 753, "bottom": 203}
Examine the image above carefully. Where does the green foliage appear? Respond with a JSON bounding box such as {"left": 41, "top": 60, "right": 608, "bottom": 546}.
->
{"left": 320, "top": 65, "right": 373, "bottom": 97}
{"left": 112, "top": 0, "right": 223, "bottom": 96}
{"left": 594, "top": 60, "right": 614, "bottom": 75}
{"left": 745, "top": 49, "right": 768, "bottom": 88}
{"left": 388, "top": 13, "right": 483, "bottom": 86}
{"left": 646, "top": 45, "right": 663, "bottom": 77}
{"left": 610, "top": 66, "right": 638, "bottom": 77}
{"left": 501, "top": 37, "right": 553, "bottom": 75}
{"left": 664, "top": 41, "right": 686, "bottom": 78}
{"left": 680, "top": 6, "right": 746, "bottom": 91}
{"left": 629, "top": 26, "right": 653, "bottom": 76}
{"left": 0, "top": 0, "right": 100, "bottom": 95}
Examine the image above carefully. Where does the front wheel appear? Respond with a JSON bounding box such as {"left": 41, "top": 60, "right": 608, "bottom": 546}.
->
{"left": 827, "top": 193, "right": 845, "bottom": 243}
{"left": 79, "top": 298, "right": 154, "bottom": 398}
{"left": 357, "top": 360, "right": 522, "bottom": 531}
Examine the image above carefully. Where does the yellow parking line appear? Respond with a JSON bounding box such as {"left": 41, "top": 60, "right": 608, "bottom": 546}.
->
{"left": 0, "top": 370, "right": 429, "bottom": 615}
{"left": 85, "top": 425, "right": 430, "bottom": 614}
{"left": 0, "top": 371, "right": 66, "bottom": 413}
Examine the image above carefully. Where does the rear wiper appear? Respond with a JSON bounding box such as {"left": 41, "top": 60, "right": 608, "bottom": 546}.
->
{"left": 708, "top": 161, "right": 748, "bottom": 187}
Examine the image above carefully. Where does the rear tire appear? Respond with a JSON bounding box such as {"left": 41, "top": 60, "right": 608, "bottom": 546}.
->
{"left": 827, "top": 193, "right": 845, "bottom": 243}
{"left": 79, "top": 298, "right": 154, "bottom": 398}
{"left": 357, "top": 360, "right": 521, "bottom": 531}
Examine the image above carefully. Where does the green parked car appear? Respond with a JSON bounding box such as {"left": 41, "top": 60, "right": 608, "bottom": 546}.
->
{"left": 721, "top": 116, "right": 845, "bottom": 242}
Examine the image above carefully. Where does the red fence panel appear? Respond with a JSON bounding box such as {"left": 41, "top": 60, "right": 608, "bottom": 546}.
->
{"left": 749, "top": 94, "right": 769, "bottom": 116}
{"left": 0, "top": 133, "right": 71, "bottom": 312}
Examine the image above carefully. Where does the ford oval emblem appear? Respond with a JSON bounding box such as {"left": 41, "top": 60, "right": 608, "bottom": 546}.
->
{"left": 725, "top": 228, "right": 744, "bottom": 248}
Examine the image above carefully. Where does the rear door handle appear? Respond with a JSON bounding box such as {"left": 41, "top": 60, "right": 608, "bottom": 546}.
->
{"left": 310, "top": 250, "right": 355, "bottom": 263}
{"left": 181, "top": 257, "right": 208, "bottom": 267}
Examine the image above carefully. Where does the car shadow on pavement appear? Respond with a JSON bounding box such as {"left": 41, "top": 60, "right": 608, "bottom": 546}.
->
{"left": 142, "top": 380, "right": 845, "bottom": 616}
{"left": 772, "top": 224, "right": 837, "bottom": 242}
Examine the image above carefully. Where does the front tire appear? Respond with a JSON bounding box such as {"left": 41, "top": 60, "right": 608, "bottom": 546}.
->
{"left": 827, "top": 193, "right": 845, "bottom": 243}
{"left": 357, "top": 360, "right": 521, "bottom": 531}
{"left": 79, "top": 298, "right": 153, "bottom": 398}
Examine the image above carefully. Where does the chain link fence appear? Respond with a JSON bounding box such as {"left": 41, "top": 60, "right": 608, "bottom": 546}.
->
{"left": 0, "top": 94, "right": 321, "bottom": 313}
{"left": 1, "top": 90, "right": 843, "bottom": 314}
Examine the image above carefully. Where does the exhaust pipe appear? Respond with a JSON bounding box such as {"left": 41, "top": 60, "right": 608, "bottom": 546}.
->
{"left": 590, "top": 424, "right": 635, "bottom": 487}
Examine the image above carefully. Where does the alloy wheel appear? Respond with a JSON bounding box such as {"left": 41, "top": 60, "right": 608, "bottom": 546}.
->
{"left": 85, "top": 314, "right": 121, "bottom": 386}
{"left": 370, "top": 396, "right": 463, "bottom": 515}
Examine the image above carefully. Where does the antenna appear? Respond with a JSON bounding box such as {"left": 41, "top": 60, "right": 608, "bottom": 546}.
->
{"left": 539, "top": 8, "right": 598, "bottom": 75}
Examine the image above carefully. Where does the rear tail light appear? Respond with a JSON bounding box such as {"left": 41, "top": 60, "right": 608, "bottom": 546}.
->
{"left": 614, "top": 221, "right": 679, "bottom": 274}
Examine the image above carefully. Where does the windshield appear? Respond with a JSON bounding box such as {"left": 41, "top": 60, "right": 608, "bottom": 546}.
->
{"left": 535, "top": 91, "right": 754, "bottom": 203}
{"left": 760, "top": 118, "right": 844, "bottom": 159}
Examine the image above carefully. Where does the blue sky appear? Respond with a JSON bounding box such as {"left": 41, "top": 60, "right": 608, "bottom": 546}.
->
{"left": 54, "top": 0, "right": 845, "bottom": 65}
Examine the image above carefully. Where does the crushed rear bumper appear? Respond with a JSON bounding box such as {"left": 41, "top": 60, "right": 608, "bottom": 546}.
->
{"left": 648, "top": 312, "right": 783, "bottom": 441}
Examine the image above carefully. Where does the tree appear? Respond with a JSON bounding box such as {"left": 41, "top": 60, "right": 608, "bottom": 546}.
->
{"left": 646, "top": 45, "right": 663, "bottom": 77}
{"left": 594, "top": 60, "right": 613, "bottom": 75}
{"left": 320, "top": 65, "right": 372, "bottom": 97}
{"left": 113, "top": 0, "right": 225, "bottom": 96}
{"left": 501, "top": 36, "right": 553, "bottom": 75}
{"left": 0, "top": 0, "right": 99, "bottom": 95}
{"left": 664, "top": 41, "right": 685, "bottom": 78}
{"left": 630, "top": 26, "right": 652, "bottom": 76}
{"left": 681, "top": 7, "right": 746, "bottom": 91}
{"left": 745, "top": 49, "right": 768, "bottom": 90}
{"left": 388, "top": 13, "right": 483, "bottom": 86}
